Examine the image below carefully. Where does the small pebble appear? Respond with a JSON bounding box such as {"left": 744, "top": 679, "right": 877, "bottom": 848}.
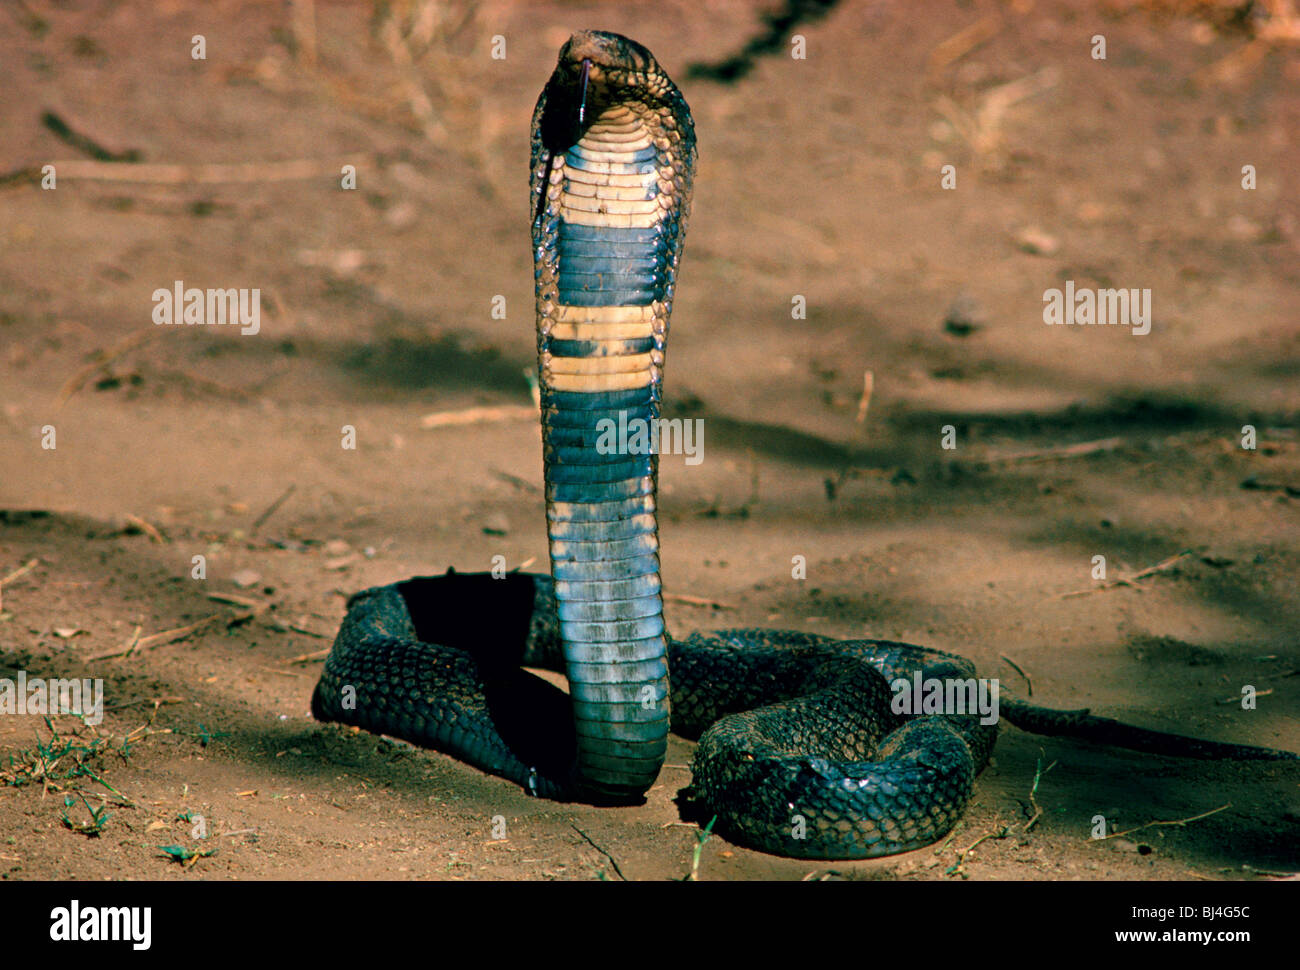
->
{"left": 385, "top": 201, "right": 418, "bottom": 231}
{"left": 1014, "top": 226, "right": 1059, "bottom": 256}
{"left": 1226, "top": 214, "right": 1261, "bottom": 242}
{"left": 232, "top": 569, "right": 261, "bottom": 589}
{"left": 943, "top": 290, "right": 984, "bottom": 337}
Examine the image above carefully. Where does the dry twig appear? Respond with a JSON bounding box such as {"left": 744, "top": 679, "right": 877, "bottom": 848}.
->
{"left": 984, "top": 437, "right": 1123, "bottom": 465}
{"left": 0, "top": 558, "right": 39, "bottom": 611}
{"left": 252, "top": 484, "right": 297, "bottom": 533}
{"left": 664, "top": 592, "right": 737, "bottom": 610}
{"left": 419, "top": 405, "right": 536, "bottom": 429}
{"left": 55, "top": 329, "right": 160, "bottom": 408}
{"left": 926, "top": 16, "right": 999, "bottom": 81}
{"left": 122, "top": 514, "right": 165, "bottom": 544}
{"left": 1000, "top": 655, "right": 1032, "bottom": 696}
{"left": 1059, "top": 550, "right": 1195, "bottom": 599}
{"left": 571, "top": 824, "right": 627, "bottom": 881}
{"left": 1092, "top": 804, "right": 1231, "bottom": 843}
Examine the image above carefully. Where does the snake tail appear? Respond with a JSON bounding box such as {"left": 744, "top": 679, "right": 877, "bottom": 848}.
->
{"left": 531, "top": 31, "right": 697, "bottom": 800}
{"left": 1000, "top": 698, "right": 1299, "bottom": 761}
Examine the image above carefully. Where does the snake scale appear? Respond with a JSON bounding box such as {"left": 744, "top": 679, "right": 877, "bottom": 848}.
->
{"left": 313, "top": 31, "right": 1297, "bottom": 860}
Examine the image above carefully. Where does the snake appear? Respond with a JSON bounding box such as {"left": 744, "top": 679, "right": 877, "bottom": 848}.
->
{"left": 312, "top": 30, "right": 1298, "bottom": 860}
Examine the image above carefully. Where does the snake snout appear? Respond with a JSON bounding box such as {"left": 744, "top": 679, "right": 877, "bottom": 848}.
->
{"left": 553, "top": 31, "right": 662, "bottom": 116}
{"left": 559, "top": 30, "right": 655, "bottom": 74}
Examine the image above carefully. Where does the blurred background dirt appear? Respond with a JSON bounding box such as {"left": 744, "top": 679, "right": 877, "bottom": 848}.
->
{"left": 0, "top": 0, "right": 1297, "bottom": 880}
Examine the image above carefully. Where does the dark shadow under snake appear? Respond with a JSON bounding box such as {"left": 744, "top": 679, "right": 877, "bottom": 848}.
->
{"left": 312, "top": 31, "right": 1297, "bottom": 860}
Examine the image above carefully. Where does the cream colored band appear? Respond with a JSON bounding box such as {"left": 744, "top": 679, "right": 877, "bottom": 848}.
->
{"left": 546, "top": 352, "right": 654, "bottom": 376}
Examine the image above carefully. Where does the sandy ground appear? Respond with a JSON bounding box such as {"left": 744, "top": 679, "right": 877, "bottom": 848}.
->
{"left": 0, "top": 0, "right": 1297, "bottom": 881}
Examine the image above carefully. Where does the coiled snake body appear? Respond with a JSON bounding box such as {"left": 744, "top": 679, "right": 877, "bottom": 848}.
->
{"left": 313, "top": 31, "right": 1297, "bottom": 860}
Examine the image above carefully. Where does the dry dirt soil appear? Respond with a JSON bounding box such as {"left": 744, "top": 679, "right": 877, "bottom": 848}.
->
{"left": 0, "top": 0, "right": 1297, "bottom": 881}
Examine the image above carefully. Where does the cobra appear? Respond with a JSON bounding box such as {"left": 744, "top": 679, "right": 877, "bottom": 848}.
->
{"left": 312, "top": 31, "right": 1297, "bottom": 860}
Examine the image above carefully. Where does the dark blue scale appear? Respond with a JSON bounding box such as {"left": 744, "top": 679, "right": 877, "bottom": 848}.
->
{"left": 547, "top": 448, "right": 658, "bottom": 473}
{"left": 541, "top": 407, "right": 658, "bottom": 443}
{"left": 542, "top": 401, "right": 659, "bottom": 442}
{"left": 543, "top": 387, "right": 657, "bottom": 413}
{"left": 558, "top": 224, "right": 662, "bottom": 244}
{"left": 555, "top": 220, "right": 668, "bottom": 307}
{"left": 546, "top": 477, "right": 655, "bottom": 506}
{"left": 546, "top": 457, "right": 655, "bottom": 486}
{"left": 546, "top": 333, "right": 656, "bottom": 357}
{"left": 544, "top": 432, "right": 657, "bottom": 456}
{"left": 558, "top": 285, "right": 657, "bottom": 308}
